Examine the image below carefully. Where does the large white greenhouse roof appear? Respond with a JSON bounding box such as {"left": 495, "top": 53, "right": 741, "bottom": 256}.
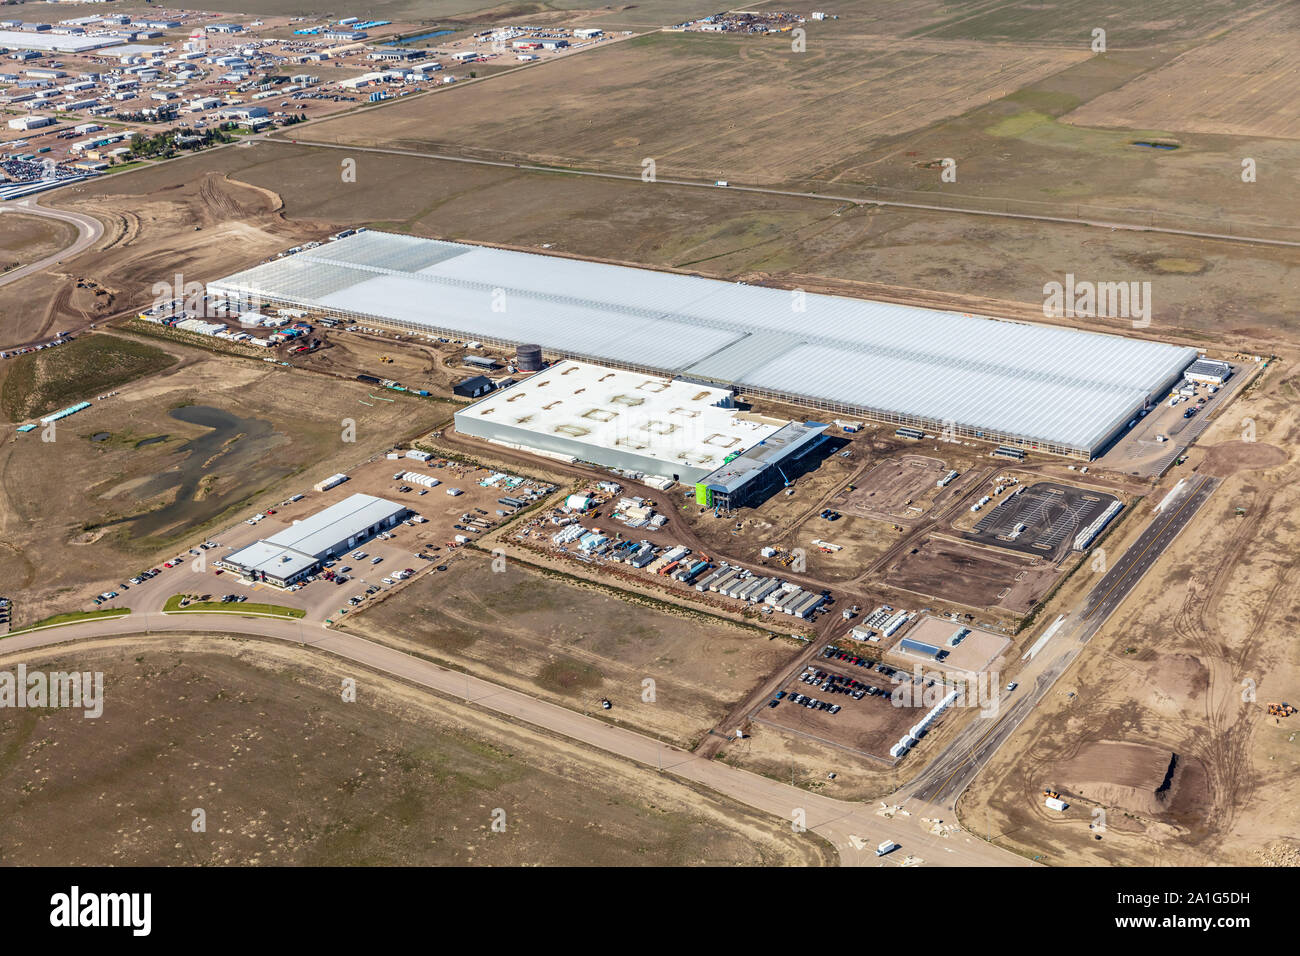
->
{"left": 209, "top": 231, "right": 1197, "bottom": 456}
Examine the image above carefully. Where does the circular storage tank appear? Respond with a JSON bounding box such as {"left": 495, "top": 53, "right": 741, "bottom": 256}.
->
{"left": 516, "top": 343, "right": 544, "bottom": 371}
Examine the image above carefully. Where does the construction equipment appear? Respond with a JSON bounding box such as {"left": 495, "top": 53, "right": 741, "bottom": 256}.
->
{"left": 1042, "top": 789, "right": 1061, "bottom": 799}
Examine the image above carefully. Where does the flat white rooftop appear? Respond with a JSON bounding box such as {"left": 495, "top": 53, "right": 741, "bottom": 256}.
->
{"left": 220, "top": 540, "right": 317, "bottom": 580}
{"left": 208, "top": 231, "right": 1199, "bottom": 457}
{"left": 456, "top": 360, "right": 785, "bottom": 481}
{"left": 0, "top": 30, "right": 124, "bottom": 53}
{"left": 263, "top": 492, "right": 405, "bottom": 558}
{"left": 221, "top": 493, "right": 406, "bottom": 579}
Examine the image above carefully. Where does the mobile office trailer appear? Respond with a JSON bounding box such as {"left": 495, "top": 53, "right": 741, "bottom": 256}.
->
{"left": 747, "top": 578, "right": 782, "bottom": 603}
{"left": 765, "top": 584, "right": 798, "bottom": 606}
{"left": 773, "top": 588, "right": 806, "bottom": 611}
{"left": 721, "top": 574, "right": 753, "bottom": 599}
{"left": 695, "top": 564, "right": 730, "bottom": 591}
{"left": 709, "top": 568, "right": 743, "bottom": 593}
{"left": 784, "top": 592, "right": 813, "bottom": 616}
{"left": 679, "top": 560, "right": 710, "bottom": 584}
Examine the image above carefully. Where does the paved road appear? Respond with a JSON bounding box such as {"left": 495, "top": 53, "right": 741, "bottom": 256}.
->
{"left": 0, "top": 474, "right": 1217, "bottom": 864}
{"left": 0, "top": 195, "right": 102, "bottom": 290}
{"left": 0, "top": 612, "right": 1026, "bottom": 868}
{"left": 904, "top": 474, "right": 1219, "bottom": 808}
{"left": 279, "top": 138, "right": 1300, "bottom": 249}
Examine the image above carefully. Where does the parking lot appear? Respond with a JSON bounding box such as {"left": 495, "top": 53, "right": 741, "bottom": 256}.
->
{"left": 756, "top": 646, "right": 940, "bottom": 760}
{"left": 962, "top": 480, "right": 1119, "bottom": 561}
{"left": 88, "top": 453, "right": 556, "bottom": 623}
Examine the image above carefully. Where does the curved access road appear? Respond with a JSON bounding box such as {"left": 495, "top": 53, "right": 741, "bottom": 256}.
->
{"left": 0, "top": 613, "right": 1029, "bottom": 868}
{"left": 0, "top": 195, "right": 103, "bottom": 290}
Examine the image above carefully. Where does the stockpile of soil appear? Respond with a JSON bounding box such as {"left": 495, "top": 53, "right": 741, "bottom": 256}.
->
{"left": 1055, "top": 740, "right": 1186, "bottom": 816}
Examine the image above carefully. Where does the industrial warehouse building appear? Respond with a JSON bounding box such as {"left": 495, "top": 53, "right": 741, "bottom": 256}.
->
{"left": 1183, "top": 358, "right": 1233, "bottom": 385}
{"left": 456, "top": 360, "right": 825, "bottom": 504}
{"left": 218, "top": 493, "right": 407, "bottom": 586}
{"left": 207, "top": 231, "right": 1200, "bottom": 459}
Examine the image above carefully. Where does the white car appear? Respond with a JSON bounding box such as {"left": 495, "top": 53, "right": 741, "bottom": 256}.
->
{"left": 351, "top": 551, "right": 367, "bottom": 560}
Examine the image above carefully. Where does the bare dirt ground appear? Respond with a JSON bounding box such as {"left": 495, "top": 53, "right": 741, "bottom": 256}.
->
{"left": 718, "top": 716, "right": 904, "bottom": 802}
{"left": 885, "top": 535, "right": 1060, "bottom": 613}
{"left": 0, "top": 155, "right": 334, "bottom": 347}
{"left": 0, "top": 213, "right": 77, "bottom": 278}
{"left": 346, "top": 553, "right": 804, "bottom": 749}
{"left": 1052, "top": 740, "right": 1208, "bottom": 819}
{"left": 961, "top": 359, "right": 1300, "bottom": 865}
{"left": 0, "top": 635, "right": 834, "bottom": 865}
{"left": 840, "top": 455, "right": 949, "bottom": 521}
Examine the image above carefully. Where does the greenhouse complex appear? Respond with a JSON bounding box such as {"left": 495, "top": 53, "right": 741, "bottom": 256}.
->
{"left": 207, "top": 230, "right": 1199, "bottom": 459}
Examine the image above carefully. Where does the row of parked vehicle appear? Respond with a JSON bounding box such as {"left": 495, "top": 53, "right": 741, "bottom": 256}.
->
{"left": 769, "top": 689, "right": 841, "bottom": 714}
{"left": 821, "top": 645, "right": 898, "bottom": 677}
{"left": 0, "top": 596, "right": 9, "bottom": 627}
{"left": 803, "top": 667, "right": 894, "bottom": 702}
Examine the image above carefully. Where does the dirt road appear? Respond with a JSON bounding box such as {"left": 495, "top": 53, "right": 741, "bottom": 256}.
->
{"left": 283, "top": 138, "right": 1300, "bottom": 249}
{"left": 905, "top": 474, "right": 1220, "bottom": 812}
{"left": 0, "top": 613, "right": 1027, "bottom": 868}
{"left": 0, "top": 196, "right": 102, "bottom": 292}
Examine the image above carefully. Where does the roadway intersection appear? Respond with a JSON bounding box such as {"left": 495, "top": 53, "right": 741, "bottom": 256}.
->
{"left": 0, "top": 473, "right": 1219, "bottom": 866}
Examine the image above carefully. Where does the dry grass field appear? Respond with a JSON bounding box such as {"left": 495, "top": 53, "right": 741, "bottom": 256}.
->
{"left": 892, "top": 0, "right": 1268, "bottom": 43}
{"left": 0, "top": 338, "right": 450, "bottom": 625}
{"left": 301, "top": 31, "right": 1088, "bottom": 185}
{"left": 347, "top": 554, "right": 803, "bottom": 749}
{"left": 1, "top": 334, "right": 177, "bottom": 422}
{"left": 1064, "top": 5, "right": 1300, "bottom": 139}
{"left": 0, "top": 636, "right": 834, "bottom": 865}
